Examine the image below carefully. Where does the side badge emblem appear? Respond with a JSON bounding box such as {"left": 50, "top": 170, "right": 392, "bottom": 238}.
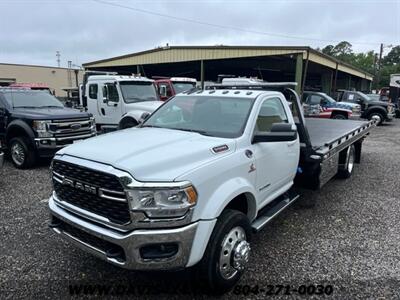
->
{"left": 245, "top": 149, "right": 253, "bottom": 158}
{"left": 249, "top": 163, "right": 256, "bottom": 173}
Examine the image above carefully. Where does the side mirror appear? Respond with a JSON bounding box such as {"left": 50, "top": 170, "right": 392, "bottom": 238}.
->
{"left": 103, "top": 97, "right": 108, "bottom": 103}
{"left": 0, "top": 108, "right": 5, "bottom": 116}
{"left": 253, "top": 123, "right": 297, "bottom": 143}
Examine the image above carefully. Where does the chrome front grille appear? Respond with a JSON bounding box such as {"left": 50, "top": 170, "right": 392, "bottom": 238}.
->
{"left": 52, "top": 160, "right": 131, "bottom": 225}
{"left": 48, "top": 118, "right": 95, "bottom": 139}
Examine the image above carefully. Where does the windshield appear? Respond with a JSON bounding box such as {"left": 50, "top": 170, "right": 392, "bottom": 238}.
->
{"left": 172, "top": 82, "right": 196, "bottom": 94}
{"left": 358, "top": 92, "right": 372, "bottom": 101}
{"left": 143, "top": 95, "right": 254, "bottom": 138}
{"left": 2, "top": 90, "right": 63, "bottom": 108}
{"left": 119, "top": 81, "right": 158, "bottom": 103}
{"left": 322, "top": 94, "right": 336, "bottom": 103}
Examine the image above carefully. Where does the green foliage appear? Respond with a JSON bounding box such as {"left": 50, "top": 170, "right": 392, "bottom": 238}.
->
{"left": 319, "top": 42, "right": 400, "bottom": 88}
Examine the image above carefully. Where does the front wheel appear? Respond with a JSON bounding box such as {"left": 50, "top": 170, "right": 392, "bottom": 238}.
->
{"left": 9, "top": 137, "right": 36, "bottom": 169}
{"left": 368, "top": 112, "right": 384, "bottom": 125}
{"left": 332, "top": 113, "right": 347, "bottom": 120}
{"left": 196, "top": 209, "right": 252, "bottom": 294}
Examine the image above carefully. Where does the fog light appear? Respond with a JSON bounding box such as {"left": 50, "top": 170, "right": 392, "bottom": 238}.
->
{"left": 139, "top": 243, "right": 178, "bottom": 260}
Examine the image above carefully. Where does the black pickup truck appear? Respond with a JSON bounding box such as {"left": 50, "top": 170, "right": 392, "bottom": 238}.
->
{"left": 336, "top": 90, "right": 395, "bottom": 125}
{"left": 0, "top": 88, "right": 96, "bottom": 168}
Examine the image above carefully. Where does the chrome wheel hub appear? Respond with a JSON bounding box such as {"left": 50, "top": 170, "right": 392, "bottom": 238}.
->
{"left": 11, "top": 143, "right": 25, "bottom": 166}
{"left": 219, "top": 226, "right": 250, "bottom": 280}
{"left": 371, "top": 114, "right": 381, "bottom": 123}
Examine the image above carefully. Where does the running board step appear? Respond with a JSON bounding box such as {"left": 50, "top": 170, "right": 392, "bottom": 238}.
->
{"left": 251, "top": 192, "right": 300, "bottom": 232}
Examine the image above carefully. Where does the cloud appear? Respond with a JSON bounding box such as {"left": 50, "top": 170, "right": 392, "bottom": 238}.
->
{"left": 0, "top": 0, "right": 398, "bottom": 67}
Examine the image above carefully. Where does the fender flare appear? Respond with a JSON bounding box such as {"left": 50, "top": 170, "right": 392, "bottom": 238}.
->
{"left": 365, "top": 106, "right": 387, "bottom": 118}
{"left": 6, "top": 120, "right": 35, "bottom": 144}
{"left": 198, "top": 177, "right": 258, "bottom": 222}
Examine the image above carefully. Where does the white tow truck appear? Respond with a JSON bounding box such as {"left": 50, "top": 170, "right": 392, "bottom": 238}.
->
{"left": 48, "top": 80, "right": 374, "bottom": 293}
{"left": 80, "top": 72, "right": 163, "bottom": 131}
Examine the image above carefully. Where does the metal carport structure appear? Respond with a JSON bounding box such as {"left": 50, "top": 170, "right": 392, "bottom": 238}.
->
{"left": 83, "top": 46, "right": 373, "bottom": 95}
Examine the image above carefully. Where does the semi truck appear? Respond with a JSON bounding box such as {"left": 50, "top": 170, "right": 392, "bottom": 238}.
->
{"left": 80, "top": 73, "right": 163, "bottom": 131}
{"left": 48, "top": 80, "right": 374, "bottom": 293}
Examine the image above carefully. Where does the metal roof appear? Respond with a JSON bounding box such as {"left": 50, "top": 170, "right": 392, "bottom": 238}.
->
{"left": 83, "top": 45, "right": 373, "bottom": 81}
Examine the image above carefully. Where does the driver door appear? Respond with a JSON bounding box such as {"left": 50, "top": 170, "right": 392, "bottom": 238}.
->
{"left": 98, "top": 83, "right": 123, "bottom": 125}
{"left": 251, "top": 96, "right": 299, "bottom": 206}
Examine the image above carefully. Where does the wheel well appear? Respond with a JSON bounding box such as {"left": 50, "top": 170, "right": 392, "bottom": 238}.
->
{"left": 6, "top": 126, "right": 30, "bottom": 144}
{"left": 331, "top": 111, "right": 348, "bottom": 117}
{"left": 367, "top": 108, "right": 385, "bottom": 117}
{"left": 224, "top": 193, "right": 256, "bottom": 220}
{"left": 119, "top": 116, "right": 138, "bottom": 126}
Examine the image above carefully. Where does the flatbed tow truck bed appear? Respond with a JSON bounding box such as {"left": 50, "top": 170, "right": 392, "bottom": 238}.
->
{"left": 305, "top": 118, "right": 373, "bottom": 152}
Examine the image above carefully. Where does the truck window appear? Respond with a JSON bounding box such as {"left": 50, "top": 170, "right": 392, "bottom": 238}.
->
{"left": 103, "top": 83, "right": 119, "bottom": 102}
{"left": 307, "top": 95, "right": 323, "bottom": 105}
{"left": 88, "top": 84, "right": 98, "bottom": 99}
{"left": 159, "top": 83, "right": 172, "bottom": 98}
{"left": 256, "top": 98, "right": 288, "bottom": 132}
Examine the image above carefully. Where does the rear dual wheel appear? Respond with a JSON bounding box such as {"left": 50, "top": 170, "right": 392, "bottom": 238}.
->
{"left": 337, "top": 145, "right": 355, "bottom": 179}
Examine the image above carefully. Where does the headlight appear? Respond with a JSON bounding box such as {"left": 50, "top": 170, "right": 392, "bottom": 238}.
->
{"left": 33, "top": 120, "right": 52, "bottom": 137}
{"left": 126, "top": 185, "right": 197, "bottom": 218}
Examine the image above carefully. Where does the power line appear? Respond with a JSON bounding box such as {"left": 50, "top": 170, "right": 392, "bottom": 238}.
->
{"left": 92, "top": 0, "right": 383, "bottom": 46}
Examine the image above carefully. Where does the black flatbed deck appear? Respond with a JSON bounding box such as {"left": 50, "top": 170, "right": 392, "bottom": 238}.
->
{"left": 304, "top": 118, "right": 371, "bottom": 150}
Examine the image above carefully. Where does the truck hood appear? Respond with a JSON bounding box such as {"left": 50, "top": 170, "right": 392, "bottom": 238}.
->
{"left": 12, "top": 107, "right": 90, "bottom": 120}
{"left": 57, "top": 127, "right": 235, "bottom": 181}
{"left": 125, "top": 101, "right": 163, "bottom": 113}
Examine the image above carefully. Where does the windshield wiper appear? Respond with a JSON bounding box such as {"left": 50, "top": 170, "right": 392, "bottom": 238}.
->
{"left": 168, "top": 128, "right": 213, "bottom": 136}
{"left": 14, "top": 106, "right": 40, "bottom": 108}
{"left": 140, "top": 124, "right": 162, "bottom": 128}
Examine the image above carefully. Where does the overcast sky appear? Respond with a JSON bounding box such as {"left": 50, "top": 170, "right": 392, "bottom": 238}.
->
{"left": 0, "top": 0, "right": 399, "bottom": 68}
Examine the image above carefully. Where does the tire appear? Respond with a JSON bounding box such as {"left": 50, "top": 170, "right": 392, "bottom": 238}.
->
{"left": 118, "top": 118, "right": 138, "bottom": 130}
{"left": 196, "top": 209, "right": 252, "bottom": 294}
{"left": 9, "top": 137, "right": 36, "bottom": 169}
{"left": 368, "top": 112, "right": 384, "bottom": 125}
{"left": 332, "top": 113, "right": 347, "bottom": 120}
{"left": 337, "top": 145, "right": 355, "bottom": 179}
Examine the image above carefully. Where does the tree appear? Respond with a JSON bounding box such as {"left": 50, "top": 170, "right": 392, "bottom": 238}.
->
{"left": 382, "top": 46, "right": 400, "bottom": 66}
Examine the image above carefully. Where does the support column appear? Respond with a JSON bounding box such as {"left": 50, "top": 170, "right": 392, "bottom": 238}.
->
{"left": 295, "top": 53, "right": 303, "bottom": 94}
{"left": 136, "top": 65, "right": 140, "bottom": 75}
{"left": 332, "top": 63, "right": 338, "bottom": 95}
{"left": 200, "top": 60, "right": 205, "bottom": 89}
{"left": 321, "top": 73, "right": 331, "bottom": 94}
{"left": 348, "top": 75, "right": 352, "bottom": 89}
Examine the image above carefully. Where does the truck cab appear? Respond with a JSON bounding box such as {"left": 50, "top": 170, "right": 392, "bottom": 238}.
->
{"left": 82, "top": 75, "right": 163, "bottom": 131}
{"left": 155, "top": 77, "right": 197, "bottom": 101}
{"left": 337, "top": 90, "right": 395, "bottom": 125}
{"left": 301, "top": 91, "right": 360, "bottom": 119}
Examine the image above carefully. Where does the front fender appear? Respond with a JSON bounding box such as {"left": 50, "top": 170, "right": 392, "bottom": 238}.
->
{"left": 6, "top": 120, "right": 35, "bottom": 143}
{"left": 198, "top": 177, "right": 257, "bottom": 221}
{"left": 365, "top": 106, "right": 387, "bottom": 117}
{"left": 122, "top": 111, "right": 146, "bottom": 123}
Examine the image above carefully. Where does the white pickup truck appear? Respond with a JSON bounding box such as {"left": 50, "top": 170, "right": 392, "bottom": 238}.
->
{"left": 48, "top": 81, "right": 374, "bottom": 293}
{"left": 80, "top": 73, "right": 163, "bottom": 131}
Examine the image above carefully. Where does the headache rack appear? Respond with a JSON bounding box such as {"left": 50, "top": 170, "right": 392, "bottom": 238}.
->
{"left": 205, "top": 81, "right": 298, "bottom": 92}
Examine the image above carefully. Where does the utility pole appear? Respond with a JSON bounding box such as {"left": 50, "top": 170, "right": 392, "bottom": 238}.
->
{"left": 67, "top": 60, "right": 72, "bottom": 87}
{"left": 56, "top": 51, "right": 61, "bottom": 68}
{"left": 377, "top": 43, "right": 383, "bottom": 87}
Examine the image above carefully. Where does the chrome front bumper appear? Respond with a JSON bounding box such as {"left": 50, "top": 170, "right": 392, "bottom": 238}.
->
{"left": 35, "top": 132, "right": 96, "bottom": 149}
{"left": 0, "top": 152, "right": 4, "bottom": 168}
{"left": 48, "top": 197, "right": 198, "bottom": 270}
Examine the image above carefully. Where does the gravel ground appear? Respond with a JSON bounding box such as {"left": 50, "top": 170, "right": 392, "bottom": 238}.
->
{"left": 0, "top": 119, "right": 399, "bottom": 299}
